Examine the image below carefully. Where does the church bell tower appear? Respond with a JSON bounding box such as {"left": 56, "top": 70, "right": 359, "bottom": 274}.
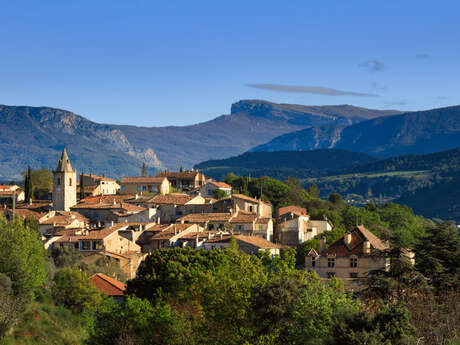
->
{"left": 53, "top": 147, "right": 77, "bottom": 211}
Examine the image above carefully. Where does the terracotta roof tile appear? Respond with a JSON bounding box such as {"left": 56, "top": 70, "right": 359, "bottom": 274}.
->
{"left": 206, "top": 234, "right": 282, "bottom": 249}
{"left": 156, "top": 171, "right": 201, "bottom": 179}
{"left": 89, "top": 273, "right": 126, "bottom": 296}
{"left": 277, "top": 205, "right": 307, "bottom": 217}
{"left": 120, "top": 177, "right": 167, "bottom": 184}
{"left": 232, "top": 194, "right": 272, "bottom": 205}
{"left": 210, "top": 181, "right": 232, "bottom": 189}
{"left": 177, "top": 212, "right": 232, "bottom": 223}
{"left": 150, "top": 193, "right": 194, "bottom": 205}
{"left": 321, "top": 226, "right": 390, "bottom": 256}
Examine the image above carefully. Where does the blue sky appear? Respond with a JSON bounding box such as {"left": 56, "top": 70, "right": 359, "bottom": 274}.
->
{"left": 1, "top": 1, "right": 459, "bottom": 126}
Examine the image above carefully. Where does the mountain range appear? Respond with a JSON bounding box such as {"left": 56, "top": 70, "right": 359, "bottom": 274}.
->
{"left": 251, "top": 105, "right": 460, "bottom": 157}
{"left": 0, "top": 100, "right": 400, "bottom": 179}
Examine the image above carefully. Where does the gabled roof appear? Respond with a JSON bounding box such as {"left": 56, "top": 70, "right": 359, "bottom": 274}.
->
{"left": 206, "top": 234, "right": 282, "bottom": 249}
{"left": 120, "top": 177, "right": 167, "bottom": 184}
{"left": 208, "top": 181, "right": 232, "bottom": 189}
{"left": 321, "top": 226, "right": 390, "bottom": 256}
{"left": 156, "top": 171, "right": 201, "bottom": 179}
{"left": 232, "top": 194, "right": 272, "bottom": 205}
{"left": 56, "top": 148, "right": 74, "bottom": 172}
{"left": 89, "top": 273, "right": 126, "bottom": 296}
{"left": 229, "top": 212, "right": 258, "bottom": 223}
{"left": 277, "top": 205, "right": 307, "bottom": 218}
{"left": 177, "top": 212, "right": 232, "bottom": 223}
{"left": 150, "top": 193, "right": 194, "bottom": 205}
{"left": 150, "top": 224, "right": 195, "bottom": 240}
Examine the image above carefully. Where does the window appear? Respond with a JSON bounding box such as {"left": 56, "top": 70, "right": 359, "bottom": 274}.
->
{"left": 81, "top": 241, "right": 91, "bottom": 250}
{"left": 69, "top": 178, "right": 72, "bottom": 186}
{"left": 248, "top": 205, "right": 254, "bottom": 213}
{"left": 349, "top": 272, "right": 358, "bottom": 278}
{"left": 350, "top": 257, "right": 358, "bottom": 268}
{"left": 92, "top": 241, "right": 103, "bottom": 250}
{"left": 327, "top": 272, "right": 336, "bottom": 278}
{"left": 120, "top": 186, "right": 126, "bottom": 191}
{"left": 328, "top": 257, "right": 335, "bottom": 267}
{"left": 57, "top": 178, "right": 61, "bottom": 186}
{"left": 311, "top": 256, "right": 316, "bottom": 267}
{"left": 137, "top": 186, "right": 142, "bottom": 191}
{"left": 142, "top": 186, "right": 147, "bottom": 191}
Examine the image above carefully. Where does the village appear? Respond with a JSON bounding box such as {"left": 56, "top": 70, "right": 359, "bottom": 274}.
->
{"left": 1, "top": 148, "right": 414, "bottom": 296}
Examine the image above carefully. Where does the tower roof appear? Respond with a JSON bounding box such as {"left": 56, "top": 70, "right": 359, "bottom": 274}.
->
{"left": 56, "top": 147, "right": 73, "bottom": 172}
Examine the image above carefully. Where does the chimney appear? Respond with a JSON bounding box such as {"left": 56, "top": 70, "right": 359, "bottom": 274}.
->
{"left": 135, "top": 194, "right": 139, "bottom": 200}
{"left": 157, "top": 216, "right": 161, "bottom": 224}
{"left": 320, "top": 238, "right": 326, "bottom": 252}
{"left": 111, "top": 220, "right": 114, "bottom": 227}
{"left": 363, "top": 240, "right": 371, "bottom": 254}
{"left": 220, "top": 232, "right": 223, "bottom": 239}
{"left": 344, "top": 232, "right": 352, "bottom": 245}
{"left": 208, "top": 232, "right": 211, "bottom": 240}
{"left": 195, "top": 233, "right": 199, "bottom": 247}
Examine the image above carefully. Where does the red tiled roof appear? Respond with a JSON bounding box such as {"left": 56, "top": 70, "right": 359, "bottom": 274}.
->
{"left": 150, "top": 224, "right": 194, "bottom": 240}
{"left": 82, "top": 174, "right": 117, "bottom": 182}
{"left": 5, "top": 208, "right": 45, "bottom": 220}
{"left": 120, "top": 177, "right": 167, "bottom": 184}
{"left": 177, "top": 212, "right": 232, "bottom": 223}
{"left": 150, "top": 193, "right": 194, "bottom": 205}
{"left": 80, "top": 195, "right": 133, "bottom": 204}
{"left": 82, "top": 223, "right": 128, "bottom": 240}
{"left": 277, "top": 205, "right": 307, "bottom": 217}
{"left": 321, "top": 226, "right": 390, "bottom": 256}
{"left": 230, "top": 212, "right": 258, "bottom": 223}
{"left": 156, "top": 171, "right": 201, "bottom": 179}
{"left": 0, "top": 190, "right": 24, "bottom": 196}
{"left": 232, "top": 194, "right": 272, "bottom": 205}
{"left": 89, "top": 273, "right": 126, "bottom": 296}
{"left": 210, "top": 181, "right": 232, "bottom": 189}
{"left": 206, "top": 234, "right": 281, "bottom": 249}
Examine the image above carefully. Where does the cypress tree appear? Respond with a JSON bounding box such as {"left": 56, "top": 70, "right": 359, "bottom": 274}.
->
{"left": 26, "top": 166, "right": 33, "bottom": 202}
{"left": 141, "top": 162, "right": 146, "bottom": 177}
{"left": 24, "top": 174, "right": 29, "bottom": 203}
{"left": 79, "top": 173, "right": 85, "bottom": 200}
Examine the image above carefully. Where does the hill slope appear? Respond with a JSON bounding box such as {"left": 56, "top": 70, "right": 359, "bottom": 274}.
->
{"left": 251, "top": 105, "right": 460, "bottom": 157}
{"left": 194, "top": 149, "right": 377, "bottom": 181}
{"left": 0, "top": 100, "right": 399, "bottom": 179}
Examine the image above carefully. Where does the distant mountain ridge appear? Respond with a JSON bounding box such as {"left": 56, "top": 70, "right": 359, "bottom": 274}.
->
{"left": 0, "top": 100, "right": 399, "bottom": 179}
{"left": 251, "top": 105, "right": 460, "bottom": 157}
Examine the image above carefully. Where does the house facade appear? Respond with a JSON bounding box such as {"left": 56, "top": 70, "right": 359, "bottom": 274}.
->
{"left": 200, "top": 181, "right": 232, "bottom": 198}
{"left": 155, "top": 170, "right": 206, "bottom": 190}
{"left": 119, "top": 177, "right": 170, "bottom": 195}
{"left": 81, "top": 174, "right": 120, "bottom": 195}
{"left": 306, "top": 226, "right": 392, "bottom": 279}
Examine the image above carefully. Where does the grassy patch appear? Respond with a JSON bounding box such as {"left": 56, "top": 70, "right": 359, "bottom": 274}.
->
{"left": 1, "top": 299, "right": 88, "bottom": 345}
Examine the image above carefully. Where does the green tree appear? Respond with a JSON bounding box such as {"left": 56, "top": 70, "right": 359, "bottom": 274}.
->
{"left": 141, "top": 162, "right": 147, "bottom": 177}
{"left": 415, "top": 222, "right": 460, "bottom": 289}
{"left": 88, "top": 296, "right": 195, "bottom": 345}
{"left": 52, "top": 267, "right": 101, "bottom": 313}
{"left": 0, "top": 217, "right": 46, "bottom": 298}
{"left": 306, "top": 183, "right": 320, "bottom": 198}
{"left": 212, "top": 189, "right": 228, "bottom": 200}
{"left": 80, "top": 173, "right": 85, "bottom": 199}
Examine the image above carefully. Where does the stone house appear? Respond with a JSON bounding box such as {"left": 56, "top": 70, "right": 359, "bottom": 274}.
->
{"left": 71, "top": 199, "right": 148, "bottom": 225}
{"left": 200, "top": 181, "right": 232, "bottom": 198}
{"left": 229, "top": 211, "right": 274, "bottom": 241}
{"left": 275, "top": 205, "right": 332, "bottom": 245}
{"left": 149, "top": 193, "right": 206, "bottom": 223}
{"left": 136, "top": 223, "right": 202, "bottom": 251}
{"left": 119, "top": 177, "right": 170, "bottom": 195}
{"left": 80, "top": 174, "right": 120, "bottom": 195}
{"left": 38, "top": 210, "right": 89, "bottom": 236}
{"left": 176, "top": 212, "right": 233, "bottom": 230}
{"left": 0, "top": 185, "right": 24, "bottom": 205}
{"left": 231, "top": 194, "right": 272, "bottom": 218}
{"left": 203, "top": 234, "right": 283, "bottom": 256}
{"left": 155, "top": 170, "right": 206, "bottom": 190}
{"left": 306, "top": 226, "right": 393, "bottom": 279}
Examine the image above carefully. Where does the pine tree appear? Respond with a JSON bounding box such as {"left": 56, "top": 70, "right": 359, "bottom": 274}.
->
{"left": 141, "top": 162, "right": 146, "bottom": 177}
{"left": 79, "top": 173, "right": 85, "bottom": 200}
